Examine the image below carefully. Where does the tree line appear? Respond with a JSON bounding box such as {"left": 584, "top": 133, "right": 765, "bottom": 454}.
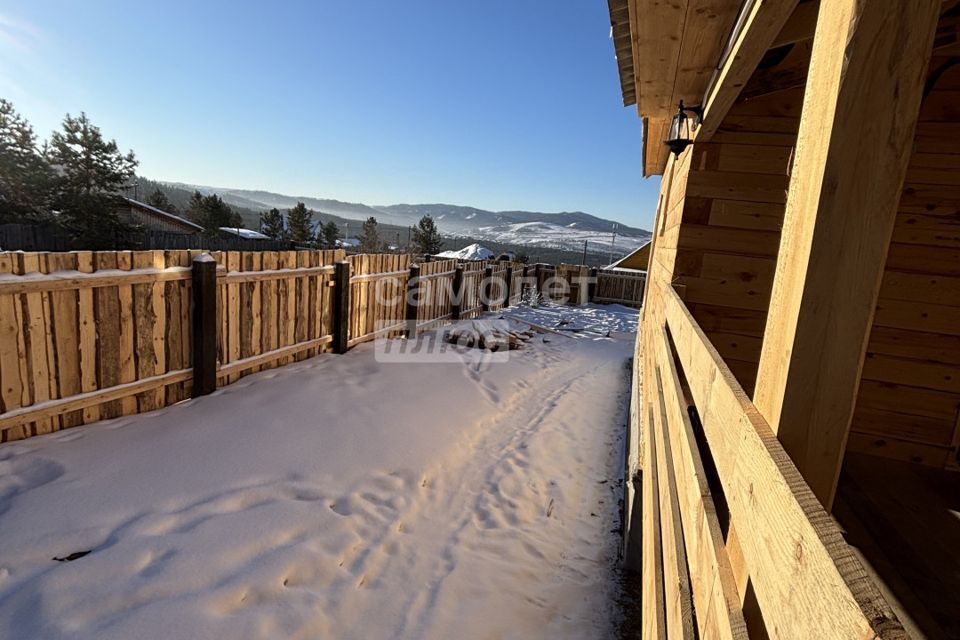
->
{"left": 255, "top": 205, "right": 443, "bottom": 255}
{"left": 1, "top": 97, "right": 446, "bottom": 254}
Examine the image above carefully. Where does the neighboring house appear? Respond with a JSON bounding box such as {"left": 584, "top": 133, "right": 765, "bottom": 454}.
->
{"left": 121, "top": 198, "right": 203, "bottom": 234}
{"left": 605, "top": 241, "right": 650, "bottom": 271}
{"left": 218, "top": 227, "right": 271, "bottom": 240}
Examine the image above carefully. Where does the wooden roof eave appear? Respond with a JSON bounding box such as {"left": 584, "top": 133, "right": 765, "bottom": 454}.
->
{"left": 627, "top": 0, "right": 745, "bottom": 175}
{"left": 607, "top": 0, "right": 637, "bottom": 106}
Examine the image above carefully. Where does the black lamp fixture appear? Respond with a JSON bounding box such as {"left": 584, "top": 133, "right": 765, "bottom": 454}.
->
{"left": 665, "top": 100, "right": 703, "bottom": 157}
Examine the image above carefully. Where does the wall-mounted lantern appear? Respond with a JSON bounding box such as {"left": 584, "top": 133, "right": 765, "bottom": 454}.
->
{"left": 665, "top": 100, "right": 703, "bottom": 157}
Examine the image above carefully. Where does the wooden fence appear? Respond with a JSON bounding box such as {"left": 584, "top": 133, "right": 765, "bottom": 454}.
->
{"left": 347, "top": 254, "right": 410, "bottom": 348}
{"left": 593, "top": 268, "right": 646, "bottom": 308}
{"left": 0, "top": 252, "right": 643, "bottom": 443}
{"left": 0, "top": 223, "right": 295, "bottom": 252}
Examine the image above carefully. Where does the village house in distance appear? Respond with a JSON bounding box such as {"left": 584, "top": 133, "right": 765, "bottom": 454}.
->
{"left": 609, "top": 0, "right": 960, "bottom": 638}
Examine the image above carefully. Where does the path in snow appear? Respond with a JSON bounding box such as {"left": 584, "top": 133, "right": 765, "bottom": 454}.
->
{"left": 0, "top": 304, "right": 637, "bottom": 640}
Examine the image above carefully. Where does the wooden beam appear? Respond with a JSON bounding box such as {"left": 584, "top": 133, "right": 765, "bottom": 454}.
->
{"left": 653, "top": 365, "right": 696, "bottom": 639}
{"left": 753, "top": 0, "right": 940, "bottom": 507}
{"left": 671, "top": 0, "right": 744, "bottom": 107}
{"left": 655, "top": 325, "right": 748, "bottom": 640}
{"left": 699, "top": 0, "right": 801, "bottom": 140}
{"left": 642, "top": 401, "right": 668, "bottom": 640}
{"left": 644, "top": 117, "right": 672, "bottom": 176}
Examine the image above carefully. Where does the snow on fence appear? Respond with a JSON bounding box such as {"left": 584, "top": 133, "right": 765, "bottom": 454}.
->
{"left": 0, "top": 251, "right": 641, "bottom": 443}
{"left": 593, "top": 268, "right": 646, "bottom": 308}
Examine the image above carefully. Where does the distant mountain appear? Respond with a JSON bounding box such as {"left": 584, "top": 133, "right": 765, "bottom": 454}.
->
{"left": 375, "top": 203, "right": 649, "bottom": 237}
{"left": 159, "top": 182, "right": 651, "bottom": 254}
{"left": 163, "top": 183, "right": 389, "bottom": 223}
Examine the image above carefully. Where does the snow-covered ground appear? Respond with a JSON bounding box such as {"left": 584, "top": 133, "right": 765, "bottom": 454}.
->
{"left": 0, "top": 304, "right": 638, "bottom": 640}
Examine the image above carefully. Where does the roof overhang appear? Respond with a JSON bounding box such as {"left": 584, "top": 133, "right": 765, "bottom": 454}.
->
{"left": 607, "top": 0, "right": 745, "bottom": 176}
{"left": 607, "top": 0, "right": 636, "bottom": 106}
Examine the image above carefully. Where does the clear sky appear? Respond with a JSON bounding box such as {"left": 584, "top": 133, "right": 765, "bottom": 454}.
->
{"left": 0, "top": 0, "right": 661, "bottom": 229}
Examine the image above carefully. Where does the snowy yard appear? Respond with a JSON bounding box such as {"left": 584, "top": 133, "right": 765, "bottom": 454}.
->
{"left": 0, "top": 304, "right": 637, "bottom": 640}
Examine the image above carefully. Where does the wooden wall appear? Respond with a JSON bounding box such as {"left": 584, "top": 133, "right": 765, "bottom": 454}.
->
{"left": 847, "top": 57, "right": 960, "bottom": 468}
{"left": 669, "top": 88, "right": 803, "bottom": 394}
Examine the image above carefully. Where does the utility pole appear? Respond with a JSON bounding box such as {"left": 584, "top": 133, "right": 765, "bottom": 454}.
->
{"left": 582, "top": 239, "right": 588, "bottom": 266}
{"left": 609, "top": 223, "right": 618, "bottom": 264}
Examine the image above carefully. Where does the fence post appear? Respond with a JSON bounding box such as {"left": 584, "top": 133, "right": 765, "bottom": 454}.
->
{"left": 451, "top": 266, "right": 464, "bottom": 320}
{"left": 481, "top": 265, "right": 493, "bottom": 312}
{"left": 191, "top": 253, "right": 218, "bottom": 398}
{"left": 405, "top": 264, "right": 421, "bottom": 338}
{"left": 534, "top": 264, "right": 542, "bottom": 294}
{"left": 332, "top": 261, "right": 350, "bottom": 354}
{"left": 504, "top": 266, "right": 513, "bottom": 307}
{"left": 588, "top": 267, "right": 598, "bottom": 303}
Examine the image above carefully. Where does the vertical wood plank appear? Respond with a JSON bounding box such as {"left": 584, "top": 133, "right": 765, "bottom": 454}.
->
{"left": 94, "top": 252, "right": 121, "bottom": 419}
{"left": 0, "top": 253, "right": 27, "bottom": 440}
{"left": 75, "top": 251, "right": 100, "bottom": 424}
{"left": 47, "top": 252, "right": 82, "bottom": 428}
{"left": 116, "top": 251, "right": 137, "bottom": 415}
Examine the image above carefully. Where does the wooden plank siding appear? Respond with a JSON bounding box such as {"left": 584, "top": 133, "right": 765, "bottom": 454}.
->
{"left": 849, "top": 54, "right": 960, "bottom": 468}
{"left": 667, "top": 88, "right": 803, "bottom": 394}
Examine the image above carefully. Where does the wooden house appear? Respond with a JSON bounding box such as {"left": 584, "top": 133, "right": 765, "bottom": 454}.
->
{"left": 122, "top": 198, "right": 203, "bottom": 234}
{"left": 610, "top": 0, "right": 960, "bottom": 637}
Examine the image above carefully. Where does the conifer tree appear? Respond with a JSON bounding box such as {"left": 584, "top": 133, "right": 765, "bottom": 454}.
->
{"left": 286, "top": 201, "right": 314, "bottom": 243}
{"left": 259, "top": 207, "right": 286, "bottom": 239}
{"left": 188, "top": 191, "right": 241, "bottom": 236}
{"left": 146, "top": 188, "right": 177, "bottom": 213}
{"left": 319, "top": 220, "right": 339, "bottom": 248}
{"left": 0, "top": 99, "right": 52, "bottom": 222}
{"left": 46, "top": 112, "right": 137, "bottom": 246}
{"left": 412, "top": 215, "right": 443, "bottom": 255}
{"left": 359, "top": 216, "right": 381, "bottom": 252}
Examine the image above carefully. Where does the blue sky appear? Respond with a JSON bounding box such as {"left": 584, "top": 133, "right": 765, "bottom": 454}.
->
{"left": 0, "top": 1, "right": 661, "bottom": 229}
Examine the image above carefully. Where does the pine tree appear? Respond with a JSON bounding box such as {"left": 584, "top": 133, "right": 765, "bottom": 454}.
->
{"left": 286, "top": 201, "right": 314, "bottom": 243}
{"left": 46, "top": 112, "right": 138, "bottom": 247}
{"left": 359, "top": 216, "right": 381, "bottom": 252}
{"left": 146, "top": 188, "right": 177, "bottom": 213}
{"left": 319, "top": 220, "right": 339, "bottom": 248}
{"left": 0, "top": 99, "right": 53, "bottom": 222}
{"left": 188, "top": 191, "right": 242, "bottom": 236}
{"left": 259, "top": 207, "right": 286, "bottom": 239}
{"left": 412, "top": 215, "right": 443, "bottom": 255}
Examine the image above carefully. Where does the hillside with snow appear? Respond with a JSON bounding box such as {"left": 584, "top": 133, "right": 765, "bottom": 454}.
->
{"left": 459, "top": 221, "right": 647, "bottom": 254}
{"left": 435, "top": 243, "right": 495, "bottom": 261}
{"left": 162, "top": 183, "right": 651, "bottom": 253}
